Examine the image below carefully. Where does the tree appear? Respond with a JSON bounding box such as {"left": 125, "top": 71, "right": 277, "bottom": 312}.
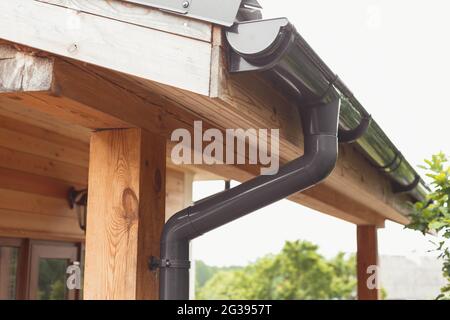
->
{"left": 407, "top": 152, "right": 450, "bottom": 299}
{"left": 197, "top": 240, "right": 357, "bottom": 300}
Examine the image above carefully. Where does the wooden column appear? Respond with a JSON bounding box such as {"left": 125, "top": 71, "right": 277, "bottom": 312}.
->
{"left": 357, "top": 225, "right": 379, "bottom": 300}
{"left": 84, "top": 128, "right": 166, "bottom": 300}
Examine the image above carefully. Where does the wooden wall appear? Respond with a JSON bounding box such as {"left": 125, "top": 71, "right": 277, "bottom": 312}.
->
{"left": 0, "top": 114, "right": 88, "bottom": 241}
{"left": 0, "top": 114, "right": 194, "bottom": 241}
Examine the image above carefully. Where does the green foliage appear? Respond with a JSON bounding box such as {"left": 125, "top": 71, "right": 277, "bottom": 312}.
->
{"left": 37, "top": 259, "right": 67, "bottom": 300}
{"left": 195, "top": 261, "right": 241, "bottom": 289}
{"left": 407, "top": 152, "right": 450, "bottom": 300}
{"left": 196, "top": 240, "right": 357, "bottom": 300}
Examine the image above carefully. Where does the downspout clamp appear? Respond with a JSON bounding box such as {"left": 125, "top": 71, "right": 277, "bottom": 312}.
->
{"left": 158, "top": 98, "right": 341, "bottom": 300}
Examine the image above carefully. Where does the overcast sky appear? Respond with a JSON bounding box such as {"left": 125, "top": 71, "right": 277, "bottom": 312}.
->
{"left": 192, "top": 0, "right": 450, "bottom": 267}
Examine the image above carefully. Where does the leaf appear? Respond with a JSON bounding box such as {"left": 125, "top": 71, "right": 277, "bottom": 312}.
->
{"left": 429, "top": 220, "right": 447, "bottom": 231}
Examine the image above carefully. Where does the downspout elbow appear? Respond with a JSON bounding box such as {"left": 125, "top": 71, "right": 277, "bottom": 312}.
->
{"left": 306, "top": 135, "right": 339, "bottom": 186}
{"left": 160, "top": 207, "right": 196, "bottom": 256}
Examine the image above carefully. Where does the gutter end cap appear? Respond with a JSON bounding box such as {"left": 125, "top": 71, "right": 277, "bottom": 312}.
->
{"left": 226, "top": 17, "right": 291, "bottom": 56}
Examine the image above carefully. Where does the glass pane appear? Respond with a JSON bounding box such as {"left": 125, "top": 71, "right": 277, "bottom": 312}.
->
{"left": 37, "top": 258, "right": 69, "bottom": 300}
{"left": 0, "top": 247, "right": 19, "bottom": 300}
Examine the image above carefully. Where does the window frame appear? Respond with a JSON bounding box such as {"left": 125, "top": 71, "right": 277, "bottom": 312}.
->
{"left": 0, "top": 237, "right": 82, "bottom": 300}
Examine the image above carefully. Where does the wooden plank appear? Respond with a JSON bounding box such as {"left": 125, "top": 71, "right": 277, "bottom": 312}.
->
{"left": 0, "top": 0, "right": 212, "bottom": 95}
{"left": 0, "top": 188, "right": 76, "bottom": 218}
{"left": 0, "top": 126, "right": 89, "bottom": 167}
{"left": 0, "top": 208, "right": 83, "bottom": 241}
{"left": 38, "top": 0, "right": 212, "bottom": 42}
{"left": 0, "top": 146, "right": 87, "bottom": 185}
{"left": 165, "top": 169, "right": 185, "bottom": 220}
{"left": 84, "top": 128, "right": 165, "bottom": 300}
{"left": 0, "top": 97, "right": 91, "bottom": 143}
{"left": 0, "top": 56, "right": 200, "bottom": 134}
{"left": 0, "top": 114, "right": 89, "bottom": 152}
{"left": 0, "top": 45, "right": 53, "bottom": 92}
{"left": 0, "top": 167, "right": 78, "bottom": 199}
{"left": 166, "top": 169, "right": 193, "bottom": 220}
{"left": 357, "top": 225, "right": 380, "bottom": 300}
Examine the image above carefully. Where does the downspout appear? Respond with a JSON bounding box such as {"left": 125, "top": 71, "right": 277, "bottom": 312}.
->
{"left": 157, "top": 99, "right": 341, "bottom": 300}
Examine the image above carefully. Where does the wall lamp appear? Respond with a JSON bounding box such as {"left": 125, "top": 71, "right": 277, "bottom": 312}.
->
{"left": 68, "top": 187, "right": 88, "bottom": 232}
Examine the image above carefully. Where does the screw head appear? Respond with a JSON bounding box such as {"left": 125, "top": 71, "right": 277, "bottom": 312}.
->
{"left": 182, "top": 1, "right": 190, "bottom": 9}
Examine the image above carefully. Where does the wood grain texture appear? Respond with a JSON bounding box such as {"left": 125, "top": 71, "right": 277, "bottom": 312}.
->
{"left": 38, "top": 0, "right": 213, "bottom": 42}
{"left": 0, "top": 146, "right": 87, "bottom": 185}
{"left": 84, "top": 128, "right": 165, "bottom": 300}
{"left": 0, "top": 208, "right": 83, "bottom": 241}
{"left": 0, "top": 188, "right": 76, "bottom": 218}
{"left": 0, "top": 167, "right": 77, "bottom": 199}
{"left": 357, "top": 225, "right": 380, "bottom": 300}
{"left": 0, "top": 95, "right": 91, "bottom": 143}
{"left": 0, "top": 44, "right": 53, "bottom": 92}
{"left": 0, "top": 126, "right": 88, "bottom": 167}
{"left": 165, "top": 169, "right": 193, "bottom": 221}
{"left": 0, "top": 114, "right": 89, "bottom": 152}
{"left": 0, "top": 0, "right": 212, "bottom": 95}
{"left": 0, "top": 111, "right": 88, "bottom": 241}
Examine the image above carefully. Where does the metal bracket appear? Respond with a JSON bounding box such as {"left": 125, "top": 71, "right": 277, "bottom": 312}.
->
{"left": 148, "top": 256, "right": 191, "bottom": 271}
{"left": 122, "top": 0, "right": 245, "bottom": 26}
{"left": 124, "top": 0, "right": 191, "bottom": 14}
{"left": 338, "top": 115, "right": 372, "bottom": 143}
{"left": 392, "top": 175, "right": 421, "bottom": 194}
{"left": 373, "top": 152, "right": 402, "bottom": 173}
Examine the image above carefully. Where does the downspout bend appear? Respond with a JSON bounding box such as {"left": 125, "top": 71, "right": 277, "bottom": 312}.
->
{"left": 159, "top": 99, "right": 340, "bottom": 300}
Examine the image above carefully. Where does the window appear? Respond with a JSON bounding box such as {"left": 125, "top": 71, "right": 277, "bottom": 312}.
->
{"left": 0, "top": 238, "right": 82, "bottom": 300}
{"left": 0, "top": 243, "right": 19, "bottom": 300}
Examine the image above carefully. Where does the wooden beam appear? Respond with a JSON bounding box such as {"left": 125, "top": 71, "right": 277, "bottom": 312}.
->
{"left": 0, "top": 146, "right": 87, "bottom": 185}
{"left": 0, "top": 126, "right": 89, "bottom": 167}
{"left": 0, "top": 53, "right": 384, "bottom": 225}
{"left": 0, "top": 96, "right": 91, "bottom": 143}
{"left": 0, "top": 188, "right": 76, "bottom": 218}
{"left": 357, "top": 225, "right": 380, "bottom": 300}
{"left": 0, "top": 0, "right": 212, "bottom": 95}
{"left": 84, "top": 128, "right": 166, "bottom": 300}
{"left": 0, "top": 45, "right": 53, "bottom": 92}
{"left": 166, "top": 169, "right": 193, "bottom": 220}
{"left": 37, "top": 0, "right": 212, "bottom": 42}
{"left": 0, "top": 208, "right": 83, "bottom": 241}
{"left": 0, "top": 44, "right": 389, "bottom": 226}
{"left": 0, "top": 114, "right": 89, "bottom": 152}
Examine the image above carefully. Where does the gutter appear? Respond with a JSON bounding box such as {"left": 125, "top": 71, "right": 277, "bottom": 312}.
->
{"left": 226, "top": 18, "right": 429, "bottom": 202}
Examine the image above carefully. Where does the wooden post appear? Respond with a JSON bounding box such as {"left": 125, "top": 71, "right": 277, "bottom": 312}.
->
{"left": 84, "top": 128, "right": 166, "bottom": 300}
{"left": 357, "top": 225, "right": 379, "bottom": 300}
